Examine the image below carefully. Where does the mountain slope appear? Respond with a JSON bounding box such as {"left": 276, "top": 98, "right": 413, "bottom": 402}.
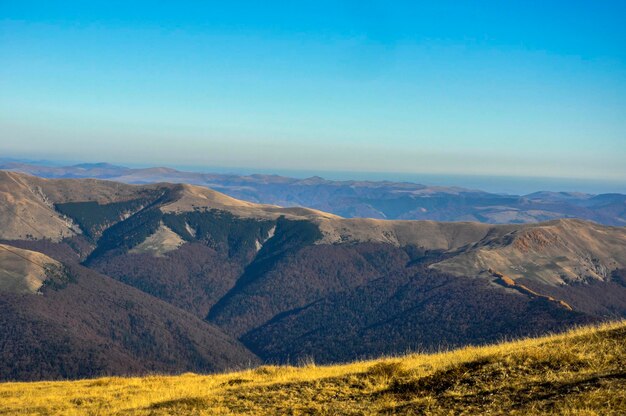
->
{"left": 0, "top": 171, "right": 79, "bottom": 241}
{"left": 240, "top": 256, "right": 593, "bottom": 364}
{"left": 0, "top": 261, "right": 258, "bottom": 381}
{"left": 0, "top": 244, "right": 62, "bottom": 294}
{"left": 1, "top": 321, "right": 624, "bottom": 415}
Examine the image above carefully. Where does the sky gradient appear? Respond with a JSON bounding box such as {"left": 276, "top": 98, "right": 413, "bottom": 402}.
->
{"left": 1, "top": 1, "right": 625, "bottom": 183}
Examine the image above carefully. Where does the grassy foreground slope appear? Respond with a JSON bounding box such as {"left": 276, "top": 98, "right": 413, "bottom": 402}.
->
{"left": 1, "top": 321, "right": 625, "bottom": 415}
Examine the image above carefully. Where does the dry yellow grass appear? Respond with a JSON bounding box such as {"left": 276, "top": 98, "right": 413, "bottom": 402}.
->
{"left": 1, "top": 321, "right": 625, "bottom": 415}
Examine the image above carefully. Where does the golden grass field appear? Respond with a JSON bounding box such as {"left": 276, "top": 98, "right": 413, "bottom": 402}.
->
{"left": 1, "top": 321, "right": 625, "bottom": 415}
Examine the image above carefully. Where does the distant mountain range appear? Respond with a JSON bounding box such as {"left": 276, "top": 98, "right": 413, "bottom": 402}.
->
{"left": 1, "top": 170, "right": 625, "bottom": 380}
{"left": 1, "top": 160, "right": 624, "bottom": 226}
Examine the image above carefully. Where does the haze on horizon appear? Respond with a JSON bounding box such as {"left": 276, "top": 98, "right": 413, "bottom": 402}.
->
{"left": 1, "top": 1, "right": 625, "bottom": 183}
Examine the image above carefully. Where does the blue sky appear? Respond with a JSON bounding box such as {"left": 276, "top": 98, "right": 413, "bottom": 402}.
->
{"left": 1, "top": 1, "right": 625, "bottom": 182}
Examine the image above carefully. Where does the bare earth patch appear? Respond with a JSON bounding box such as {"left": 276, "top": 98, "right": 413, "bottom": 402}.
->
{"left": 129, "top": 223, "right": 185, "bottom": 257}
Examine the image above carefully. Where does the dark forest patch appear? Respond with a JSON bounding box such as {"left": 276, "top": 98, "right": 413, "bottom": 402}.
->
{"left": 163, "top": 209, "right": 275, "bottom": 260}
{"left": 55, "top": 197, "right": 156, "bottom": 240}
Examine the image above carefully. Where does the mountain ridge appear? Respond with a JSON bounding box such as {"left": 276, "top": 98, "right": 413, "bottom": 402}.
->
{"left": 2, "top": 161, "right": 624, "bottom": 226}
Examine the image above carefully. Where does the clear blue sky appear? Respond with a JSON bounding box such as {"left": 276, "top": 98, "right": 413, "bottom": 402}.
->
{"left": 1, "top": 1, "right": 625, "bottom": 181}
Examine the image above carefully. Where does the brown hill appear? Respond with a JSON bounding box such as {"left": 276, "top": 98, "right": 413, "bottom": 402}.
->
{"left": 431, "top": 218, "right": 626, "bottom": 285}
{"left": 0, "top": 261, "right": 258, "bottom": 381}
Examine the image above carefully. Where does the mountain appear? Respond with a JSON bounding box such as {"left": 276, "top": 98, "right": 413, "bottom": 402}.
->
{"left": 0, "top": 170, "right": 625, "bottom": 380}
{"left": 2, "top": 321, "right": 625, "bottom": 414}
{"left": 2, "top": 160, "right": 624, "bottom": 225}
